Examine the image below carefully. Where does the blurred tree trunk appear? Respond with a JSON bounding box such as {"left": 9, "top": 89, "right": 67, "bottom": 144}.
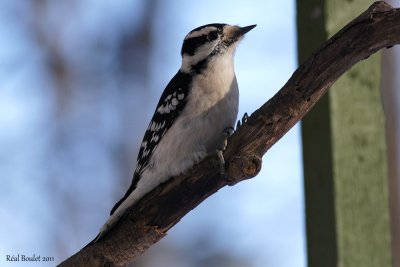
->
{"left": 32, "top": 0, "right": 78, "bottom": 256}
{"left": 30, "top": 0, "right": 158, "bottom": 259}
{"left": 112, "top": 0, "right": 158, "bottom": 204}
{"left": 382, "top": 44, "right": 400, "bottom": 267}
{"left": 298, "top": 0, "right": 392, "bottom": 266}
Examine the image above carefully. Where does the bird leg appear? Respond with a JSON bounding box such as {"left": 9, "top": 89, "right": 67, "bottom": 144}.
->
{"left": 216, "top": 127, "right": 235, "bottom": 176}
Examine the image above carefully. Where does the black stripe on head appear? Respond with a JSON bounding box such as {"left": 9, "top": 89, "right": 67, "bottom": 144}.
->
{"left": 190, "top": 23, "right": 226, "bottom": 34}
{"left": 181, "top": 35, "right": 209, "bottom": 56}
{"left": 181, "top": 23, "right": 226, "bottom": 56}
{"left": 192, "top": 58, "right": 208, "bottom": 74}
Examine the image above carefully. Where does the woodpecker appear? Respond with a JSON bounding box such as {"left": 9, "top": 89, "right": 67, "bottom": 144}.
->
{"left": 96, "top": 23, "right": 256, "bottom": 241}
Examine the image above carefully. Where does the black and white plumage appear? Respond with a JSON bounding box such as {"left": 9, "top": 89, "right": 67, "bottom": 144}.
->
{"left": 109, "top": 71, "right": 191, "bottom": 216}
{"left": 96, "top": 23, "right": 256, "bottom": 240}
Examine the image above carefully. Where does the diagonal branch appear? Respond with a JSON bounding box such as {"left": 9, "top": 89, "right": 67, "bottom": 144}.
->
{"left": 58, "top": 2, "right": 400, "bottom": 266}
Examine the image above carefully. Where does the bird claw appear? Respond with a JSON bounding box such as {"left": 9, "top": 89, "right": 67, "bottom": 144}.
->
{"left": 224, "top": 126, "right": 235, "bottom": 138}
{"left": 216, "top": 116, "right": 247, "bottom": 178}
{"left": 236, "top": 112, "right": 249, "bottom": 129}
{"left": 216, "top": 149, "right": 226, "bottom": 176}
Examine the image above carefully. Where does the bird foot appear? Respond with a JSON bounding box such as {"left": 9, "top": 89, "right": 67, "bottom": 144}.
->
{"left": 236, "top": 112, "right": 249, "bottom": 129}
{"left": 216, "top": 127, "right": 235, "bottom": 176}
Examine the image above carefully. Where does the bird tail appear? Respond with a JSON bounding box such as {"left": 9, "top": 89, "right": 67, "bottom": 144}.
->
{"left": 110, "top": 175, "right": 139, "bottom": 215}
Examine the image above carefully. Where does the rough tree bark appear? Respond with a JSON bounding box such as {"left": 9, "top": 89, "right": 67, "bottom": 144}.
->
{"left": 59, "top": 2, "right": 400, "bottom": 266}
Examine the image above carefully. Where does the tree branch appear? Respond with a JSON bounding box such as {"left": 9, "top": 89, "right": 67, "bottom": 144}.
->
{"left": 58, "top": 2, "right": 400, "bottom": 266}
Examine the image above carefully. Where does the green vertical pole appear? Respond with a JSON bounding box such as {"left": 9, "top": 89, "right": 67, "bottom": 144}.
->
{"left": 297, "top": 1, "right": 392, "bottom": 267}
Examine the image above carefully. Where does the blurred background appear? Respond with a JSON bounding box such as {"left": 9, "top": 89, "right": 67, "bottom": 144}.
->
{"left": 0, "top": 1, "right": 303, "bottom": 266}
{"left": 0, "top": 0, "right": 398, "bottom": 267}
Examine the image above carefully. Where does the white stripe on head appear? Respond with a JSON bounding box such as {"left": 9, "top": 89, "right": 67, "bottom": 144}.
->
{"left": 181, "top": 43, "right": 217, "bottom": 72}
{"left": 185, "top": 26, "right": 218, "bottom": 40}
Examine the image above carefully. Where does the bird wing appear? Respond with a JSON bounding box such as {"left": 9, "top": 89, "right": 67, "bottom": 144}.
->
{"left": 110, "top": 70, "right": 192, "bottom": 215}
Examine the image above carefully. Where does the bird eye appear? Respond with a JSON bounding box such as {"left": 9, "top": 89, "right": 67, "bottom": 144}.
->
{"left": 207, "top": 31, "right": 218, "bottom": 41}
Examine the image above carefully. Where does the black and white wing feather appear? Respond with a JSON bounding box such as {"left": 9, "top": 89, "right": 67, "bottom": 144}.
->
{"left": 110, "top": 70, "right": 192, "bottom": 215}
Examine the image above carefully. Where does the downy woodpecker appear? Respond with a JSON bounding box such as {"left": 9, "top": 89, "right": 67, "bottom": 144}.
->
{"left": 96, "top": 23, "right": 256, "bottom": 240}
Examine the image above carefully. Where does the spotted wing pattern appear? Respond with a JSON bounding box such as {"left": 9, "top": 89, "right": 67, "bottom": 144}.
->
{"left": 110, "top": 70, "right": 192, "bottom": 215}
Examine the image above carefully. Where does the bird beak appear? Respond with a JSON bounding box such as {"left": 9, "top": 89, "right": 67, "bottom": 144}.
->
{"left": 225, "top": 24, "right": 257, "bottom": 43}
{"left": 237, "top": 24, "right": 257, "bottom": 36}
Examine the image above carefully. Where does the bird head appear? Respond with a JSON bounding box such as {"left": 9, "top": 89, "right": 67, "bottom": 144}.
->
{"left": 180, "top": 23, "right": 256, "bottom": 73}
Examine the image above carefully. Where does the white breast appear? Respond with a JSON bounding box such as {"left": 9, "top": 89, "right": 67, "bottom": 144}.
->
{"left": 145, "top": 51, "right": 239, "bottom": 180}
